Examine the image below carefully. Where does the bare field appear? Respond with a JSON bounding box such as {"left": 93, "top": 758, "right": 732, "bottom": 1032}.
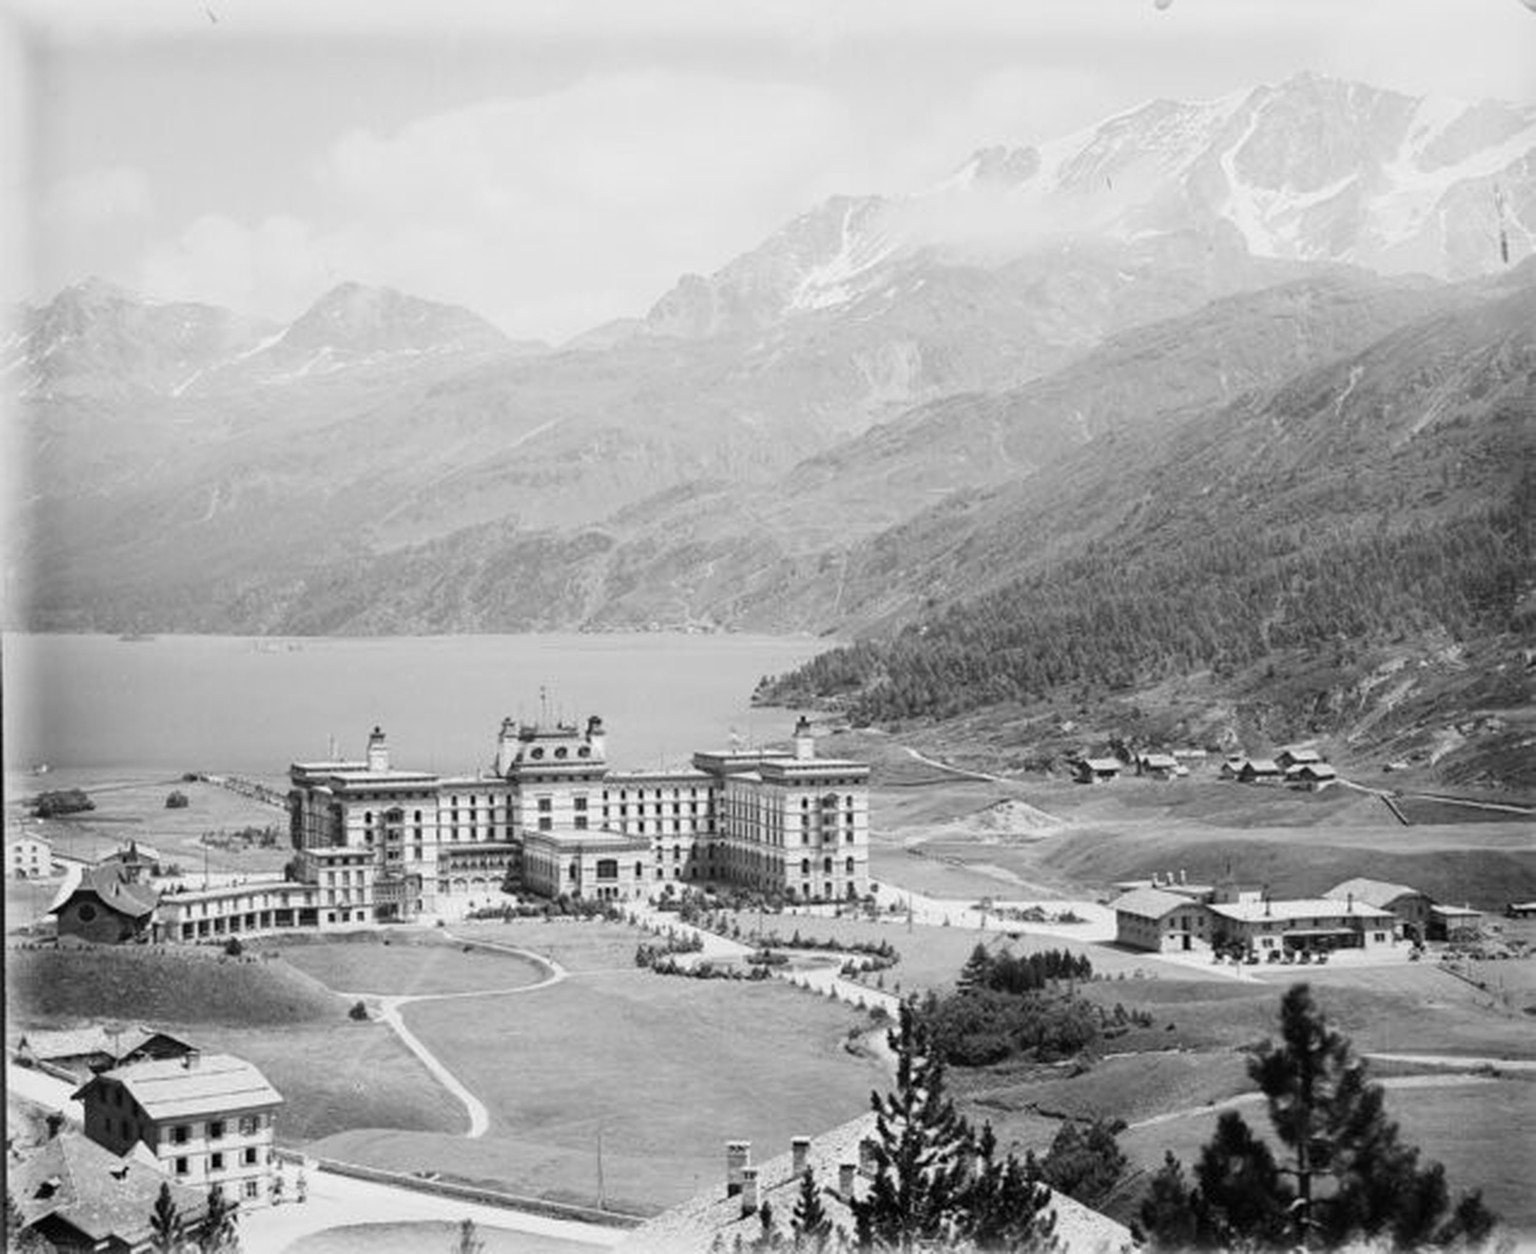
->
{"left": 447, "top": 919, "right": 642, "bottom": 974}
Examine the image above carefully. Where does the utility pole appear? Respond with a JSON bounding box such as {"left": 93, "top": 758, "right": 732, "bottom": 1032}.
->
{"left": 596, "top": 1123, "right": 606, "bottom": 1211}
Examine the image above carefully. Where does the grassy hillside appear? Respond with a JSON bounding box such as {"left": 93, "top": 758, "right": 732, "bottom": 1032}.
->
{"left": 5, "top": 944, "right": 344, "bottom": 1027}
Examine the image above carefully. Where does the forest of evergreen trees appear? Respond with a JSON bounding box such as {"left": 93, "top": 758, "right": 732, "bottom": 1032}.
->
{"left": 761, "top": 499, "right": 1529, "bottom": 726}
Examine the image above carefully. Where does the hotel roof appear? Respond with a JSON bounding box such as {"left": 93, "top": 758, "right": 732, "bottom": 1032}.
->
{"left": 1324, "top": 878, "right": 1426, "bottom": 909}
{"left": 78, "top": 1053, "right": 282, "bottom": 1120}
{"left": 1209, "top": 898, "right": 1394, "bottom": 924}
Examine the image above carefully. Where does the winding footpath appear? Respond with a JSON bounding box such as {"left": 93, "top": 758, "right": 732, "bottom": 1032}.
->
{"left": 337, "top": 935, "right": 567, "bottom": 1140}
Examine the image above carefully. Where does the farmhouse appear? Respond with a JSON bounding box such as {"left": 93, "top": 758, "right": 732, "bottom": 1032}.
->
{"left": 1111, "top": 886, "right": 1212, "bottom": 952}
{"left": 1236, "top": 758, "right": 1284, "bottom": 785}
{"left": 1073, "top": 757, "right": 1123, "bottom": 784}
{"left": 15, "top": 1025, "right": 195, "bottom": 1083}
{"left": 1135, "top": 753, "right": 1181, "bottom": 780}
{"left": 620, "top": 1115, "right": 1134, "bottom": 1254}
{"left": 49, "top": 864, "right": 160, "bottom": 944}
{"left": 1286, "top": 762, "right": 1338, "bottom": 790}
{"left": 74, "top": 1051, "right": 283, "bottom": 1206}
{"left": 10, "top": 1130, "right": 209, "bottom": 1253}
{"left": 7, "top": 831, "right": 55, "bottom": 879}
{"left": 1208, "top": 897, "right": 1395, "bottom": 956}
{"left": 1276, "top": 747, "right": 1324, "bottom": 771}
{"left": 1324, "top": 878, "right": 1434, "bottom": 941}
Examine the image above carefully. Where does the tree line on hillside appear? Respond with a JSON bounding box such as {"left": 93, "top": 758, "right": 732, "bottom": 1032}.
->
{"left": 759, "top": 504, "right": 1528, "bottom": 724}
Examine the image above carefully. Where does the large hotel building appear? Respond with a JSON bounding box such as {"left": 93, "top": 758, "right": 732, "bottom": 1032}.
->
{"left": 270, "top": 715, "right": 870, "bottom": 928}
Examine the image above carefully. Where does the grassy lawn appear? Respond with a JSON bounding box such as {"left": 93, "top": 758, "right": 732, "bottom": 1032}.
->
{"left": 4, "top": 877, "right": 61, "bottom": 936}
{"left": 320, "top": 968, "right": 885, "bottom": 1213}
{"left": 448, "top": 919, "right": 641, "bottom": 974}
{"left": 164, "top": 1020, "right": 464, "bottom": 1143}
{"left": 268, "top": 935, "right": 547, "bottom": 997}
{"left": 6, "top": 945, "right": 344, "bottom": 1027}
{"left": 283, "top": 1220, "right": 605, "bottom": 1254}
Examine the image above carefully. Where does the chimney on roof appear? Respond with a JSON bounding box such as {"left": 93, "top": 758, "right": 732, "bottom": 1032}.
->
{"left": 1348, "top": 892, "right": 1354, "bottom": 913}
{"left": 1180, "top": 869, "right": 1187, "bottom": 885}
{"left": 182, "top": 1050, "right": 201, "bottom": 1070}
{"left": 740, "top": 1166, "right": 760, "bottom": 1217}
{"left": 792, "top": 1136, "right": 811, "bottom": 1176}
{"left": 725, "top": 1141, "right": 751, "bottom": 1197}
{"left": 859, "top": 1137, "right": 877, "bottom": 1175}
{"left": 839, "top": 1162, "right": 857, "bottom": 1198}
{"left": 585, "top": 715, "right": 607, "bottom": 760}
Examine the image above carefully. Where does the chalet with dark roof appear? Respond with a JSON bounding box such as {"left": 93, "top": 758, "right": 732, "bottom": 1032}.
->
{"left": 49, "top": 864, "right": 160, "bottom": 944}
{"left": 1073, "top": 757, "right": 1123, "bottom": 784}
{"left": 14, "top": 1026, "right": 196, "bottom": 1083}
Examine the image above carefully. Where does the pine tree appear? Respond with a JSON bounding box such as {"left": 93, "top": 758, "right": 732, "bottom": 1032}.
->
{"left": 1142, "top": 983, "right": 1500, "bottom": 1252}
{"left": 454, "top": 1218, "right": 485, "bottom": 1254}
{"left": 1038, "top": 1119, "right": 1127, "bottom": 1209}
{"left": 149, "top": 1181, "right": 184, "bottom": 1254}
{"left": 956, "top": 943, "right": 993, "bottom": 995}
{"left": 791, "top": 1169, "right": 832, "bottom": 1253}
{"left": 955, "top": 1122, "right": 1057, "bottom": 1254}
{"left": 852, "top": 1002, "right": 971, "bottom": 1252}
{"left": 198, "top": 1182, "right": 239, "bottom": 1253}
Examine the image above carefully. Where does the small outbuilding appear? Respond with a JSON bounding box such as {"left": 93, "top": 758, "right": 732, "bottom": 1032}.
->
{"left": 1136, "top": 753, "right": 1180, "bottom": 780}
{"left": 1428, "top": 904, "right": 1483, "bottom": 942}
{"left": 1276, "top": 747, "right": 1324, "bottom": 772}
{"left": 1237, "top": 759, "right": 1284, "bottom": 785}
{"left": 1286, "top": 762, "right": 1338, "bottom": 790}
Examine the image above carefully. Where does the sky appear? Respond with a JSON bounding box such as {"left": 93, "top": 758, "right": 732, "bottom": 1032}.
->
{"left": 3, "top": 0, "right": 1534, "bottom": 344}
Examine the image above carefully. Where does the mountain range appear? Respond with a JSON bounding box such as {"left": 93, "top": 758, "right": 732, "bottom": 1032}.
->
{"left": 6, "top": 73, "right": 1534, "bottom": 786}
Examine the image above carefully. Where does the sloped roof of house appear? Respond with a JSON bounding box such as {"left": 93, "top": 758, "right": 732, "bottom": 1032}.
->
{"left": 1110, "top": 887, "right": 1194, "bottom": 920}
{"left": 77, "top": 1053, "right": 282, "bottom": 1120}
{"left": 1240, "top": 758, "right": 1282, "bottom": 774}
{"left": 1080, "top": 758, "right": 1123, "bottom": 773}
{"left": 1139, "top": 754, "right": 1179, "bottom": 769}
{"left": 1324, "top": 878, "right": 1426, "bottom": 909}
{"left": 47, "top": 864, "right": 159, "bottom": 919}
{"left": 1280, "top": 747, "right": 1323, "bottom": 763}
{"left": 11, "top": 1132, "right": 207, "bottom": 1246}
{"left": 16, "top": 1025, "right": 192, "bottom": 1065}
{"left": 1285, "top": 763, "right": 1338, "bottom": 779}
{"left": 618, "top": 1112, "right": 1134, "bottom": 1254}
{"left": 1210, "top": 898, "right": 1394, "bottom": 924}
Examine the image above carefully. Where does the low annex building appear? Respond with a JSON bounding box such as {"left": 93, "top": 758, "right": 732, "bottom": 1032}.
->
{"left": 1324, "top": 878, "right": 1434, "bottom": 940}
{"left": 10, "top": 1130, "right": 209, "bottom": 1253}
{"left": 15, "top": 1025, "right": 195, "bottom": 1083}
{"left": 74, "top": 1051, "right": 283, "bottom": 1206}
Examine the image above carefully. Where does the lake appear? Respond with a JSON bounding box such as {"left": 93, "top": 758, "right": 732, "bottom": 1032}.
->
{"left": 1, "top": 632, "right": 830, "bottom": 788}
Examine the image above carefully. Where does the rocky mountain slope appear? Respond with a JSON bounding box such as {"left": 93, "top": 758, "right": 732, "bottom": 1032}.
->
{"left": 7, "top": 74, "right": 1535, "bottom": 652}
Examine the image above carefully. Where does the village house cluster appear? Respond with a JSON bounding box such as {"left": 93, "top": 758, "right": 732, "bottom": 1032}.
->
{"left": 45, "top": 716, "right": 872, "bottom": 944}
{"left": 10, "top": 1027, "right": 285, "bottom": 1248}
{"left": 1110, "top": 872, "right": 1484, "bottom": 958}
{"left": 1073, "top": 745, "right": 1338, "bottom": 789}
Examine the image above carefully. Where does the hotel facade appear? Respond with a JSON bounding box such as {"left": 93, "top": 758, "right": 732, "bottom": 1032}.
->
{"left": 179, "top": 714, "right": 874, "bottom": 933}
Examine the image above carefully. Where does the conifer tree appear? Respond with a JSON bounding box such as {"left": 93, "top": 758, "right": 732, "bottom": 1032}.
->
{"left": 198, "top": 1182, "right": 239, "bottom": 1253}
{"left": 1141, "top": 983, "right": 1500, "bottom": 1252}
{"left": 149, "top": 1181, "right": 184, "bottom": 1254}
{"left": 956, "top": 943, "right": 993, "bottom": 994}
{"left": 791, "top": 1169, "right": 832, "bottom": 1253}
{"left": 852, "top": 1001, "right": 970, "bottom": 1252}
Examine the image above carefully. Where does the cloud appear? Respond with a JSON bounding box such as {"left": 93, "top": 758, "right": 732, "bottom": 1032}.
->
{"left": 138, "top": 70, "right": 858, "bottom": 340}
{"left": 47, "top": 164, "right": 153, "bottom": 224}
